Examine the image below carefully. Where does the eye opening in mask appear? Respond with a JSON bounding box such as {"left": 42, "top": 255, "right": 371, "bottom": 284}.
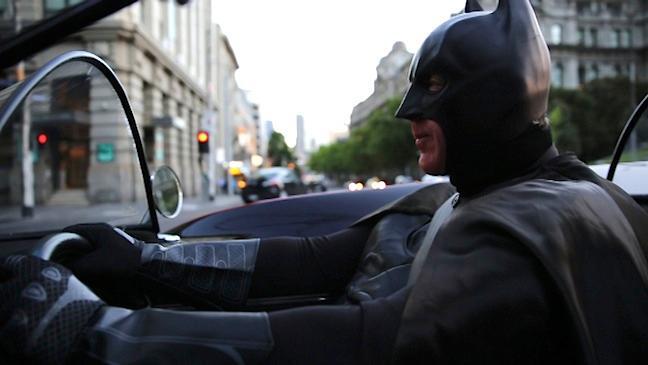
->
{"left": 426, "top": 73, "right": 447, "bottom": 94}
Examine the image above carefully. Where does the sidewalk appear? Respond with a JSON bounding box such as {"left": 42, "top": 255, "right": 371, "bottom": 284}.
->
{"left": 181, "top": 193, "right": 243, "bottom": 212}
{"left": 160, "top": 193, "right": 245, "bottom": 232}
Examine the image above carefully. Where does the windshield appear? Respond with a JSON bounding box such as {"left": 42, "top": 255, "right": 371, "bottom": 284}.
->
{"left": 0, "top": 60, "right": 149, "bottom": 237}
{"left": 610, "top": 104, "right": 648, "bottom": 196}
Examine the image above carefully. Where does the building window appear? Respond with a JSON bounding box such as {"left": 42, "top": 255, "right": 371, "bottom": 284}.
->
{"left": 613, "top": 29, "right": 621, "bottom": 48}
{"left": 614, "top": 64, "right": 621, "bottom": 76}
{"left": 43, "top": 0, "right": 83, "bottom": 16}
{"left": 590, "top": 28, "right": 598, "bottom": 47}
{"left": 0, "top": 0, "right": 7, "bottom": 13}
{"left": 578, "top": 27, "right": 586, "bottom": 46}
{"left": 607, "top": 2, "right": 622, "bottom": 16}
{"left": 578, "top": 65, "right": 587, "bottom": 85}
{"left": 552, "top": 62, "right": 564, "bottom": 87}
{"left": 550, "top": 24, "right": 563, "bottom": 44}
{"left": 168, "top": 0, "right": 177, "bottom": 49}
{"left": 588, "top": 64, "right": 600, "bottom": 81}
{"left": 144, "top": 127, "right": 155, "bottom": 163}
{"left": 591, "top": 1, "right": 601, "bottom": 14}
{"left": 621, "top": 29, "right": 631, "bottom": 48}
{"left": 578, "top": 1, "right": 602, "bottom": 14}
{"left": 139, "top": 0, "right": 147, "bottom": 25}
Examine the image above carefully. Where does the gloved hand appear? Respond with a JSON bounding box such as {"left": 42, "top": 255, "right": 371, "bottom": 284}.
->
{"left": 0, "top": 255, "right": 105, "bottom": 364}
{"left": 63, "top": 223, "right": 143, "bottom": 303}
{"left": 65, "top": 223, "right": 261, "bottom": 309}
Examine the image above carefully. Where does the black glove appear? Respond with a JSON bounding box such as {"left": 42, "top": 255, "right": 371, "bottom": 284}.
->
{"left": 65, "top": 223, "right": 261, "bottom": 309}
{"left": 63, "top": 223, "right": 142, "bottom": 304}
{"left": 0, "top": 255, "right": 105, "bottom": 364}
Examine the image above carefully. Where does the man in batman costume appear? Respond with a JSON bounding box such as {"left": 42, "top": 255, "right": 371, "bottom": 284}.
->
{"left": 1, "top": 0, "right": 647, "bottom": 364}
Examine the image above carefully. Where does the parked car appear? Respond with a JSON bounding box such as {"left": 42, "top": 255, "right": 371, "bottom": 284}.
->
{"left": 303, "top": 173, "right": 329, "bottom": 192}
{"left": 240, "top": 167, "right": 308, "bottom": 203}
{"left": 395, "top": 175, "right": 415, "bottom": 184}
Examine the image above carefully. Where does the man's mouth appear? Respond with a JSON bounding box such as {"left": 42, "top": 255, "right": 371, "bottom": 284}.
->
{"left": 415, "top": 135, "right": 430, "bottom": 149}
{"left": 414, "top": 132, "right": 430, "bottom": 146}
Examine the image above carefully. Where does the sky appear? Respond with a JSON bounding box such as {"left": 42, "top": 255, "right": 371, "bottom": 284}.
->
{"left": 211, "top": 1, "right": 467, "bottom": 149}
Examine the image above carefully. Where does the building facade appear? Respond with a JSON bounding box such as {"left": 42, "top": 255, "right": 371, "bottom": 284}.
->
{"left": 350, "top": 0, "right": 648, "bottom": 130}
{"left": 0, "top": 0, "right": 258, "bottom": 205}
{"left": 476, "top": 0, "right": 646, "bottom": 89}
{"left": 349, "top": 41, "right": 412, "bottom": 130}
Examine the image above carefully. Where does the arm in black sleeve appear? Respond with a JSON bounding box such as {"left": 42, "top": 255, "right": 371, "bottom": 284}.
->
{"left": 63, "top": 223, "right": 371, "bottom": 308}
{"left": 264, "top": 286, "right": 409, "bottom": 365}
{"left": 73, "top": 284, "right": 408, "bottom": 365}
{"left": 250, "top": 224, "right": 372, "bottom": 298}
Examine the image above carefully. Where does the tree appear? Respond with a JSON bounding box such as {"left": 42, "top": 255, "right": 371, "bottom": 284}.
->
{"left": 267, "top": 131, "right": 295, "bottom": 167}
{"left": 309, "top": 97, "right": 418, "bottom": 181}
{"left": 549, "top": 77, "right": 645, "bottom": 162}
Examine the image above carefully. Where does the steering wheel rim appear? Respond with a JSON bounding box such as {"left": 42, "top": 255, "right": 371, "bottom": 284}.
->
{"left": 32, "top": 232, "right": 93, "bottom": 262}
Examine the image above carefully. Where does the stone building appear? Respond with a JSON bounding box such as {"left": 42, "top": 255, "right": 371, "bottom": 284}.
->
{"left": 476, "top": 0, "right": 645, "bottom": 89}
{"left": 350, "top": 0, "right": 648, "bottom": 130}
{"left": 349, "top": 42, "right": 412, "bottom": 130}
{"left": 0, "top": 0, "right": 256, "bottom": 205}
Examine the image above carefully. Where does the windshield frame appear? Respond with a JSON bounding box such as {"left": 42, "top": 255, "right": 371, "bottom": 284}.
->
{"left": 0, "top": 50, "right": 160, "bottom": 235}
{"left": 608, "top": 93, "right": 648, "bottom": 181}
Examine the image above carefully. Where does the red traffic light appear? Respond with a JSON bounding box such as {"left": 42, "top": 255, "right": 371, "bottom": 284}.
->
{"left": 37, "top": 133, "right": 48, "bottom": 145}
{"left": 197, "top": 131, "right": 209, "bottom": 143}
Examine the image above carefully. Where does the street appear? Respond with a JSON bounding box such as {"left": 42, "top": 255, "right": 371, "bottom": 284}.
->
{"left": 0, "top": 194, "right": 245, "bottom": 236}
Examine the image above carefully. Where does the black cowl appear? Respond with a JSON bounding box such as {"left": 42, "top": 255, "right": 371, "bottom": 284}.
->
{"left": 396, "top": 0, "right": 553, "bottom": 196}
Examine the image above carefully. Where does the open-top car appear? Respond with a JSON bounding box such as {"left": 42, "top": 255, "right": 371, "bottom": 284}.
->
{"left": 1, "top": 1, "right": 647, "bottom": 364}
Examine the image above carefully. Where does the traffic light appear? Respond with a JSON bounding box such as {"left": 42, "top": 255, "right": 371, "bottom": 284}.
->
{"left": 197, "top": 130, "right": 209, "bottom": 153}
{"left": 36, "top": 132, "right": 48, "bottom": 146}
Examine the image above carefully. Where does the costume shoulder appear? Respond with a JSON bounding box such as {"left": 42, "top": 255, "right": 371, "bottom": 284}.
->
{"left": 395, "top": 178, "right": 648, "bottom": 364}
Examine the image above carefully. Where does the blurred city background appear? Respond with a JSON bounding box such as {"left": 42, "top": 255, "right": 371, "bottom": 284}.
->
{"left": 0, "top": 0, "right": 647, "bottom": 217}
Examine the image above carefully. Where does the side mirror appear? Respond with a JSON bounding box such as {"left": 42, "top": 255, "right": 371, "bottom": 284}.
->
{"left": 151, "top": 166, "right": 183, "bottom": 218}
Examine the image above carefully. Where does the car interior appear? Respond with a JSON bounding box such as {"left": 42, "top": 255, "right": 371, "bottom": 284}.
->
{"left": 0, "top": 0, "right": 647, "bottom": 316}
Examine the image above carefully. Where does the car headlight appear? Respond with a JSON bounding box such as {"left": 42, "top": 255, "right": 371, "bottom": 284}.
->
{"left": 370, "top": 180, "right": 386, "bottom": 190}
{"left": 348, "top": 182, "right": 364, "bottom": 191}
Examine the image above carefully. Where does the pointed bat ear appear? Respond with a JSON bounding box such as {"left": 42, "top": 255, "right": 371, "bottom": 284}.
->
{"left": 465, "top": 0, "right": 484, "bottom": 12}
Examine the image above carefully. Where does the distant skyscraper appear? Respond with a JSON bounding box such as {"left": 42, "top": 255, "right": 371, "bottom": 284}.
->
{"left": 261, "top": 120, "right": 274, "bottom": 156}
{"left": 265, "top": 120, "right": 274, "bottom": 138}
{"left": 296, "top": 115, "right": 306, "bottom": 164}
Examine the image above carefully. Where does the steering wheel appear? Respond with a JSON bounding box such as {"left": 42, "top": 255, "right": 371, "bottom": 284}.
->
{"left": 31, "top": 232, "right": 93, "bottom": 264}
{"left": 31, "top": 230, "right": 154, "bottom": 308}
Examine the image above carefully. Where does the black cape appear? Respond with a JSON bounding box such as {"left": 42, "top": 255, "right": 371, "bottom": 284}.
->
{"left": 393, "top": 153, "right": 648, "bottom": 364}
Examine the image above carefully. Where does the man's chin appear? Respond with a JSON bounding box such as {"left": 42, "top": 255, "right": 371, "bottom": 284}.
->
{"left": 419, "top": 157, "right": 446, "bottom": 176}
